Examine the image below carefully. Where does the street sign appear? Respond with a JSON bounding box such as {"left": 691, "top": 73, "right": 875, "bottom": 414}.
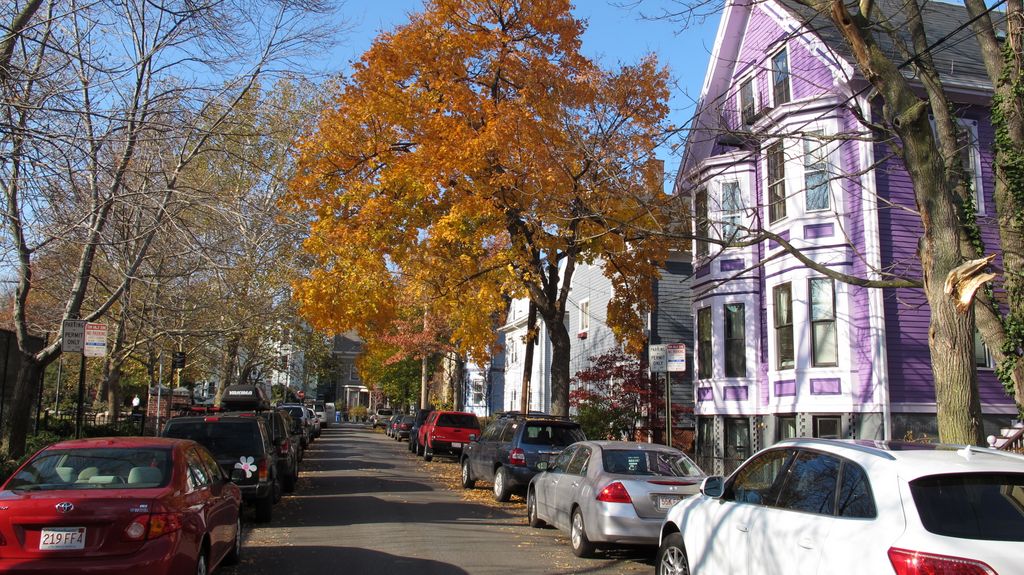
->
{"left": 61, "top": 320, "right": 86, "bottom": 353}
{"left": 667, "top": 343, "right": 687, "bottom": 372}
{"left": 83, "top": 323, "right": 107, "bottom": 357}
{"left": 649, "top": 344, "right": 668, "bottom": 373}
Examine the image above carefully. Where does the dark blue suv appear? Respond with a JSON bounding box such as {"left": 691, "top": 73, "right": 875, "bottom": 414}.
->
{"left": 460, "top": 412, "right": 585, "bottom": 501}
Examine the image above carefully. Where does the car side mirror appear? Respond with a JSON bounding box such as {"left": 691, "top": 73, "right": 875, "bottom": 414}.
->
{"left": 230, "top": 469, "right": 247, "bottom": 483}
{"left": 700, "top": 476, "right": 725, "bottom": 498}
{"left": 536, "top": 461, "right": 548, "bottom": 471}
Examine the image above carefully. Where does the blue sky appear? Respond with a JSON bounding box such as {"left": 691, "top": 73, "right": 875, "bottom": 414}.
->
{"left": 328, "top": 1, "right": 722, "bottom": 182}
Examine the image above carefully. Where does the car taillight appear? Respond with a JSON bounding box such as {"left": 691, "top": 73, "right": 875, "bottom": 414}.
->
{"left": 258, "top": 458, "right": 269, "bottom": 482}
{"left": 597, "top": 481, "right": 633, "bottom": 504}
{"left": 278, "top": 439, "right": 290, "bottom": 456}
{"left": 888, "top": 548, "right": 997, "bottom": 575}
{"left": 204, "top": 416, "right": 219, "bottom": 422}
{"left": 509, "top": 448, "right": 526, "bottom": 466}
{"left": 123, "top": 513, "right": 183, "bottom": 541}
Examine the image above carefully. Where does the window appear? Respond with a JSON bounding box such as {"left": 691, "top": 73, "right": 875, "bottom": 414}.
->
{"left": 579, "top": 299, "right": 590, "bottom": 333}
{"left": 721, "top": 180, "right": 743, "bottom": 243}
{"left": 740, "top": 78, "right": 755, "bottom": 124}
{"left": 814, "top": 415, "right": 842, "bottom": 439}
{"left": 777, "top": 415, "right": 797, "bottom": 441}
{"left": 724, "top": 303, "right": 746, "bottom": 377}
{"left": 350, "top": 364, "right": 359, "bottom": 381}
{"left": 837, "top": 461, "right": 877, "bottom": 518}
{"left": 767, "top": 142, "right": 786, "bottom": 223}
{"left": 695, "top": 187, "right": 709, "bottom": 257}
{"left": 697, "top": 307, "right": 712, "bottom": 379}
{"left": 724, "top": 418, "right": 752, "bottom": 475}
{"left": 810, "top": 278, "right": 838, "bottom": 367}
{"left": 775, "top": 450, "right": 840, "bottom": 515}
{"left": 910, "top": 473, "right": 1024, "bottom": 541}
{"left": 956, "top": 122, "right": 983, "bottom": 212}
{"left": 727, "top": 447, "right": 795, "bottom": 505}
{"left": 774, "top": 283, "right": 794, "bottom": 370}
{"left": 566, "top": 446, "right": 591, "bottom": 475}
{"left": 804, "top": 134, "right": 830, "bottom": 211}
{"left": 551, "top": 445, "right": 578, "bottom": 473}
{"left": 975, "top": 329, "right": 994, "bottom": 368}
{"left": 772, "top": 48, "right": 790, "bottom": 105}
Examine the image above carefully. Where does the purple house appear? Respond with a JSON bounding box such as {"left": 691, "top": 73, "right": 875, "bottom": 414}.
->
{"left": 678, "top": 0, "right": 1015, "bottom": 474}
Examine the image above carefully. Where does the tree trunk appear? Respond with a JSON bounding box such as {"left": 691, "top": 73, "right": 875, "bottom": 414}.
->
{"left": 546, "top": 319, "right": 572, "bottom": 417}
{"left": 823, "top": 0, "right": 985, "bottom": 444}
{"left": 2, "top": 356, "right": 41, "bottom": 458}
{"left": 520, "top": 301, "right": 537, "bottom": 413}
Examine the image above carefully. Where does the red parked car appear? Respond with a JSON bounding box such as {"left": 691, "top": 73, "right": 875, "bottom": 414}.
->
{"left": 0, "top": 436, "right": 242, "bottom": 575}
{"left": 418, "top": 411, "right": 480, "bottom": 462}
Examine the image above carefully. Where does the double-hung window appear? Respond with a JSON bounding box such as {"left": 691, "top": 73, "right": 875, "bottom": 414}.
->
{"left": 721, "top": 181, "right": 743, "bottom": 244}
{"left": 809, "top": 278, "right": 838, "bottom": 367}
{"left": 975, "top": 329, "right": 993, "bottom": 368}
{"left": 804, "top": 134, "right": 830, "bottom": 211}
{"left": 579, "top": 299, "right": 590, "bottom": 333}
{"left": 772, "top": 48, "right": 791, "bottom": 106}
{"left": 697, "top": 307, "right": 712, "bottom": 379}
{"left": 740, "top": 78, "right": 756, "bottom": 125}
{"left": 695, "top": 187, "right": 709, "bottom": 257}
{"left": 724, "top": 303, "right": 746, "bottom": 377}
{"left": 956, "top": 122, "right": 984, "bottom": 213}
{"left": 767, "top": 142, "right": 786, "bottom": 223}
{"left": 774, "top": 283, "right": 794, "bottom": 370}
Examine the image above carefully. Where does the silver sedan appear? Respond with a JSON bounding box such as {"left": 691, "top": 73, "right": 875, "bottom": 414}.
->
{"left": 527, "top": 440, "right": 705, "bottom": 558}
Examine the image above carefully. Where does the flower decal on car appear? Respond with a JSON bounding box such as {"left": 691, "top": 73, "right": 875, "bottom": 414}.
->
{"left": 235, "top": 456, "right": 256, "bottom": 478}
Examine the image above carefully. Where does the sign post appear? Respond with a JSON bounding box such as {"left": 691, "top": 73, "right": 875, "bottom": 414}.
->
{"left": 651, "top": 343, "right": 687, "bottom": 448}
{"left": 62, "top": 321, "right": 105, "bottom": 438}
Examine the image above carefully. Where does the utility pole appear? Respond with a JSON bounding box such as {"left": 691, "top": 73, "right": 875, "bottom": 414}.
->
{"left": 520, "top": 301, "right": 538, "bottom": 414}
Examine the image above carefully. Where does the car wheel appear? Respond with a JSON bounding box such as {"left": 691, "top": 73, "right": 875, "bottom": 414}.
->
{"left": 282, "top": 469, "right": 296, "bottom": 493}
{"left": 656, "top": 533, "right": 690, "bottom": 575}
{"left": 461, "top": 459, "right": 476, "bottom": 489}
{"left": 527, "top": 489, "right": 544, "bottom": 528}
{"left": 254, "top": 492, "right": 273, "bottom": 523}
{"left": 570, "top": 508, "right": 595, "bottom": 558}
{"left": 222, "top": 516, "right": 242, "bottom": 566}
{"left": 423, "top": 444, "right": 433, "bottom": 462}
{"left": 493, "top": 467, "right": 512, "bottom": 502}
{"left": 195, "top": 546, "right": 208, "bottom": 575}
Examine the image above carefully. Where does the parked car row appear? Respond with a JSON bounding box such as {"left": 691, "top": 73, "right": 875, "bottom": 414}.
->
{"left": 161, "top": 386, "right": 324, "bottom": 524}
{"left": 386, "top": 408, "right": 1024, "bottom": 575}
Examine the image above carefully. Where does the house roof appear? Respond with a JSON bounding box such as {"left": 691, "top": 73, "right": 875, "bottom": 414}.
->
{"left": 776, "top": 0, "right": 1001, "bottom": 91}
{"left": 679, "top": 0, "right": 1003, "bottom": 182}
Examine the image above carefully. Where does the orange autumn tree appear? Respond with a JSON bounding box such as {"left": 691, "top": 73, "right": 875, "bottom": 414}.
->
{"left": 289, "top": 0, "right": 673, "bottom": 416}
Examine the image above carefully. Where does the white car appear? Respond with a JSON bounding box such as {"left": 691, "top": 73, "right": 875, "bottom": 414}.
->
{"left": 656, "top": 438, "right": 1024, "bottom": 575}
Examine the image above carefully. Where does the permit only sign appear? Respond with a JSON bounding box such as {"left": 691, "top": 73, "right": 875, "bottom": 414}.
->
{"left": 61, "top": 320, "right": 86, "bottom": 353}
{"left": 83, "top": 323, "right": 107, "bottom": 357}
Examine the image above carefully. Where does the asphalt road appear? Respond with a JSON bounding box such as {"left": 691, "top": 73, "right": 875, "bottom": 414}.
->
{"left": 220, "top": 423, "right": 656, "bottom": 575}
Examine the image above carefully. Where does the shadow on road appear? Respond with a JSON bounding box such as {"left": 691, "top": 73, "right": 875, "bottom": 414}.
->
{"left": 295, "top": 474, "right": 435, "bottom": 494}
{"left": 272, "top": 494, "right": 514, "bottom": 528}
{"left": 233, "top": 545, "right": 471, "bottom": 574}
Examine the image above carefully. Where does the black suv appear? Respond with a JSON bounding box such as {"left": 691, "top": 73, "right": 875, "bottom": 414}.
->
{"left": 407, "top": 408, "right": 434, "bottom": 454}
{"left": 162, "top": 413, "right": 281, "bottom": 522}
{"left": 460, "top": 412, "right": 585, "bottom": 501}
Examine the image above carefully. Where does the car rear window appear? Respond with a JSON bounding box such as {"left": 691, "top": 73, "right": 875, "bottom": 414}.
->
{"left": 282, "top": 406, "right": 305, "bottom": 420}
{"left": 910, "top": 473, "right": 1024, "bottom": 541}
{"left": 4, "top": 448, "right": 172, "bottom": 491}
{"left": 437, "top": 414, "right": 479, "bottom": 428}
{"left": 521, "top": 423, "right": 585, "bottom": 446}
{"left": 602, "top": 449, "right": 703, "bottom": 477}
{"left": 164, "top": 421, "right": 263, "bottom": 456}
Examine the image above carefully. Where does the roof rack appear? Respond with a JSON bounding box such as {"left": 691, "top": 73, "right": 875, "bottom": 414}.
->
{"left": 494, "top": 411, "right": 575, "bottom": 422}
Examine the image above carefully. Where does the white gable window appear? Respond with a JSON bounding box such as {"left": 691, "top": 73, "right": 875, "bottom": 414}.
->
{"left": 804, "top": 134, "right": 830, "bottom": 211}
{"left": 771, "top": 47, "right": 791, "bottom": 106}
{"left": 739, "top": 76, "right": 756, "bottom": 125}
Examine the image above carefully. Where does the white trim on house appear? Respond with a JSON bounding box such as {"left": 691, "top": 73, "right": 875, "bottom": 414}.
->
{"left": 857, "top": 93, "right": 892, "bottom": 439}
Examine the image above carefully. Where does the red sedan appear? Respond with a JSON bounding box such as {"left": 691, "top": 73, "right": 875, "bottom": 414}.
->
{"left": 0, "top": 436, "right": 242, "bottom": 575}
